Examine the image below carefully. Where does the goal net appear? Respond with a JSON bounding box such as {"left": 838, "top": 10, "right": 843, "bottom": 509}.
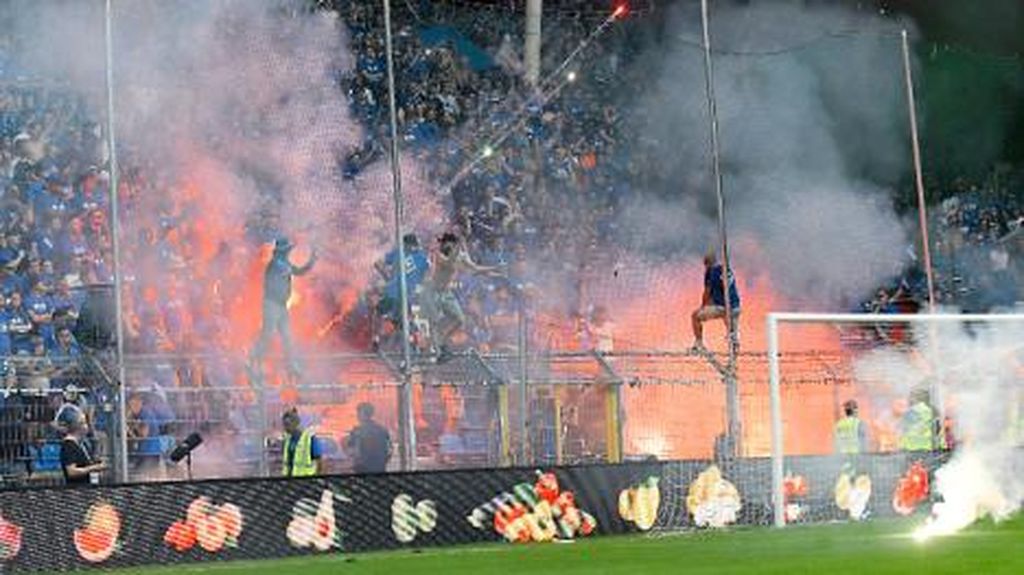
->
{"left": 765, "top": 312, "right": 1024, "bottom": 528}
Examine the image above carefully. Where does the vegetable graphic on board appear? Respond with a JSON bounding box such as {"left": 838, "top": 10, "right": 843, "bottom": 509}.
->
{"left": 835, "top": 470, "right": 872, "bottom": 521}
{"left": 391, "top": 494, "right": 437, "bottom": 543}
{"left": 892, "top": 461, "right": 929, "bottom": 516}
{"left": 618, "top": 476, "right": 661, "bottom": 531}
{"left": 163, "top": 497, "right": 243, "bottom": 553}
{"left": 467, "top": 471, "right": 596, "bottom": 543}
{"left": 74, "top": 501, "right": 121, "bottom": 563}
{"left": 686, "top": 465, "right": 742, "bottom": 528}
{"left": 287, "top": 490, "right": 349, "bottom": 551}
{"left": 0, "top": 513, "right": 23, "bottom": 561}
{"left": 783, "top": 473, "right": 809, "bottom": 523}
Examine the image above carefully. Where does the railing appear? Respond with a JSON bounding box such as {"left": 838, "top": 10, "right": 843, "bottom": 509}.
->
{"left": 0, "top": 354, "right": 118, "bottom": 489}
{"left": 2, "top": 347, "right": 885, "bottom": 488}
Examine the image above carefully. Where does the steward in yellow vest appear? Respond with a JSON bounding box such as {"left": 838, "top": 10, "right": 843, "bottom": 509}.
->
{"left": 899, "top": 389, "right": 945, "bottom": 452}
{"left": 282, "top": 408, "right": 323, "bottom": 477}
{"left": 834, "top": 400, "right": 867, "bottom": 454}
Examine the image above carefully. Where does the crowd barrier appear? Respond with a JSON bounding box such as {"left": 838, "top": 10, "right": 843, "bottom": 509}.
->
{"left": 0, "top": 451, "right": 961, "bottom": 572}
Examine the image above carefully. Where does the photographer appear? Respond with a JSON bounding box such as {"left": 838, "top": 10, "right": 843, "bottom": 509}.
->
{"left": 58, "top": 404, "right": 106, "bottom": 486}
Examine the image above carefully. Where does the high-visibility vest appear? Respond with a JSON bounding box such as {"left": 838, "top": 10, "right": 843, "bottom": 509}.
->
{"left": 282, "top": 430, "right": 317, "bottom": 477}
{"left": 899, "top": 403, "right": 937, "bottom": 452}
{"left": 834, "top": 416, "right": 862, "bottom": 454}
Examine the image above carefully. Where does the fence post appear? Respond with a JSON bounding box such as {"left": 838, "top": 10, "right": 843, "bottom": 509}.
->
{"left": 498, "top": 385, "right": 511, "bottom": 467}
{"left": 605, "top": 383, "right": 622, "bottom": 463}
{"left": 517, "top": 301, "right": 529, "bottom": 465}
{"left": 767, "top": 314, "right": 785, "bottom": 528}
{"left": 257, "top": 379, "right": 270, "bottom": 478}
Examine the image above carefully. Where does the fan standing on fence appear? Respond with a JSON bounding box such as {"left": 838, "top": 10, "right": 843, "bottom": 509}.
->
{"left": 690, "top": 252, "right": 741, "bottom": 352}
{"left": 421, "top": 232, "right": 502, "bottom": 363}
{"left": 248, "top": 237, "right": 317, "bottom": 381}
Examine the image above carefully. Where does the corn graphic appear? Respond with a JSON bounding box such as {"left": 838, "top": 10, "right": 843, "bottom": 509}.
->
{"left": 618, "top": 476, "right": 661, "bottom": 531}
{"left": 632, "top": 477, "right": 660, "bottom": 531}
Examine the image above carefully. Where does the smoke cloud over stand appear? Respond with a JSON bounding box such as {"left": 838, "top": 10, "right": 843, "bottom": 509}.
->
{"left": 620, "top": 2, "right": 914, "bottom": 310}
{"left": 6, "top": 0, "right": 441, "bottom": 357}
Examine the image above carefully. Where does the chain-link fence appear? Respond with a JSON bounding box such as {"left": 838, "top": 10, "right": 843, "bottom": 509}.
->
{"left": 0, "top": 354, "right": 118, "bottom": 489}
{"left": 97, "top": 345, "right": 871, "bottom": 484}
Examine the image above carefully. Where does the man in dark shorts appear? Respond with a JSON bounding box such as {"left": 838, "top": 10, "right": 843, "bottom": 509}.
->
{"left": 691, "top": 252, "right": 741, "bottom": 352}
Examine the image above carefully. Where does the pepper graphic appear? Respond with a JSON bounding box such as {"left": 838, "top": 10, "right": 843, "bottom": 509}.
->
{"left": 0, "top": 513, "right": 22, "bottom": 561}
{"left": 892, "top": 461, "right": 929, "bottom": 516}
{"left": 164, "top": 497, "right": 243, "bottom": 554}
{"left": 783, "top": 473, "right": 808, "bottom": 523}
{"left": 74, "top": 502, "right": 121, "bottom": 563}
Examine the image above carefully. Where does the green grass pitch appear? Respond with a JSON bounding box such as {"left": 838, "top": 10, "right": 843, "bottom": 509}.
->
{"left": 111, "top": 515, "right": 1023, "bottom": 575}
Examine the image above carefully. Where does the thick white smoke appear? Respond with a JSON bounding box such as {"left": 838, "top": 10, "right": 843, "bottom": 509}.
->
{"left": 6, "top": 0, "right": 442, "bottom": 343}
{"left": 854, "top": 316, "right": 1024, "bottom": 538}
{"left": 626, "top": 2, "right": 915, "bottom": 308}
{"left": 917, "top": 319, "right": 1023, "bottom": 537}
{"left": 4, "top": 0, "right": 444, "bottom": 477}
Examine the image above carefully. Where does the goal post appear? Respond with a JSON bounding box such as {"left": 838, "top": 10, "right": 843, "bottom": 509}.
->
{"left": 766, "top": 311, "right": 1024, "bottom": 528}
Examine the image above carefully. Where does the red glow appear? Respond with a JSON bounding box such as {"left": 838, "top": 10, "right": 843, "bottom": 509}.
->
{"left": 612, "top": 2, "right": 629, "bottom": 19}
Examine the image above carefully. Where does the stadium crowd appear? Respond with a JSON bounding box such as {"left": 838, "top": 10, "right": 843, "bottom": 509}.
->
{"left": 0, "top": 1, "right": 1020, "bottom": 482}
{"left": 338, "top": 0, "right": 649, "bottom": 354}
{"left": 0, "top": 77, "right": 115, "bottom": 480}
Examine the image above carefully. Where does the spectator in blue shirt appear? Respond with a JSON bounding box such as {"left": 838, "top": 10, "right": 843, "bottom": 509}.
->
{"left": 51, "top": 326, "right": 81, "bottom": 357}
{"left": 691, "top": 252, "right": 741, "bottom": 352}
{"left": 376, "top": 233, "right": 430, "bottom": 321}
{"left": 126, "top": 392, "right": 174, "bottom": 439}
{"left": 24, "top": 279, "right": 54, "bottom": 343}
{"left": 29, "top": 216, "right": 62, "bottom": 264}
{"left": 0, "top": 232, "right": 24, "bottom": 270}
{"left": 49, "top": 279, "right": 79, "bottom": 330}
{"left": 3, "top": 291, "right": 32, "bottom": 354}
{"left": 0, "top": 301, "right": 10, "bottom": 357}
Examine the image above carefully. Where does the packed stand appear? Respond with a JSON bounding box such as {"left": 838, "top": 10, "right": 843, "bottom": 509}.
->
{"left": 337, "top": 0, "right": 646, "bottom": 356}
{"left": 0, "top": 60, "right": 116, "bottom": 482}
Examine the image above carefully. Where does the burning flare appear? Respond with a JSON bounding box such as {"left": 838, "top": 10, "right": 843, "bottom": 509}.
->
{"left": 913, "top": 450, "right": 1018, "bottom": 541}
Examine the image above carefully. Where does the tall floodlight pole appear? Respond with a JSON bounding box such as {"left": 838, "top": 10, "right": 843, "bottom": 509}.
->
{"left": 104, "top": 0, "right": 129, "bottom": 484}
{"left": 517, "top": 0, "right": 543, "bottom": 466}
{"left": 901, "top": 30, "right": 942, "bottom": 443}
{"left": 700, "top": 0, "right": 741, "bottom": 455}
{"left": 525, "top": 0, "right": 542, "bottom": 86}
{"left": 900, "top": 30, "right": 936, "bottom": 312}
{"left": 382, "top": 0, "right": 416, "bottom": 471}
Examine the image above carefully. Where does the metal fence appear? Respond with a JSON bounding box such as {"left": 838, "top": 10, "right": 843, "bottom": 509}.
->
{"left": 4, "top": 341, "right": 989, "bottom": 489}
{"left": 0, "top": 354, "right": 118, "bottom": 489}
{"left": 67, "top": 348, "right": 863, "bottom": 484}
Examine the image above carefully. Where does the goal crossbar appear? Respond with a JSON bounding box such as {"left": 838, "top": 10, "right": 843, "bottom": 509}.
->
{"left": 768, "top": 312, "right": 1024, "bottom": 324}
{"left": 765, "top": 311, "right": 1024, "bottom": 528}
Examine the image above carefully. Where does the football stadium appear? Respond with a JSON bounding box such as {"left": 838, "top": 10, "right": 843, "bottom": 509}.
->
{"left": 0, "top": 0, "right": 1021, "bottom": 573}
